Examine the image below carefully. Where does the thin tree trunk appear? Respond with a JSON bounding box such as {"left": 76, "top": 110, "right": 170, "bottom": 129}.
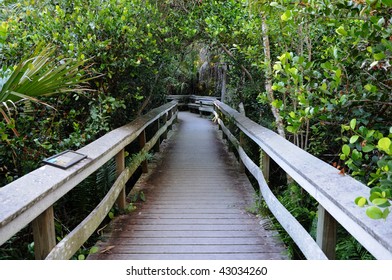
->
{"left": 261, "top": 14, "right": 286, "bottom": 138}
{"left": 220, "top": 63, "right": 227, "bottom": 102}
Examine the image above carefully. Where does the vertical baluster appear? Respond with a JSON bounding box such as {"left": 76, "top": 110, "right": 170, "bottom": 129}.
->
{"left": 261, "top": 151, "right": 270, "bottom": 183}
{"left": 153, "top": 119, "right": 160, "bottom": 153}
{"left": 32, "top": 206, "right": 56, "bottom": 259}
{"left": 162, "top": 113, "right": 168, "bottom": 140}
{"left": 116, "top": 149, "right": 126, "bottom": 210}
{"left": 139, "top": 130, "right": 148, "bottom": 173}
{"left": 316, "top": 205, "right": 337, "bottom": 259}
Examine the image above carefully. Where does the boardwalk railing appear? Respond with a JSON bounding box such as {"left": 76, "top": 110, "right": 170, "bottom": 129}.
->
{"left": 0, "top": 101, "right": 178, "bottom": 260}
{"left": 213, "top": 100, "right": 392, "bottom": 260}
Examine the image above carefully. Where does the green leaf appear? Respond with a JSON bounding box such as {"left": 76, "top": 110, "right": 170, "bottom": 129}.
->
{"left": 342, "top": 144, "right": 350, "bottom": 156}
{"left": 355, "top": 196, "right": 367, "bottom": 207}
{"left": 335, "top": 26, "right": 348, "bottom": 36}
{"left": 108, "top": 212, "right": 114, "bottom": 219}
{"left": 78, "top": 254, "right": 86, "bottom": 260}
{"left": 281, "top": 10, "right": 292, "bottom": 21}
{"left": 378, "top": 137, "right": 391, "bottom": 153}
{"left": 89, "top": 246, "right": 99, "bottom": 254}
{"left": 350, "top": 119, "right": 357, "bottom": 130}
{"left": 373, "top": 52, "right": 386, "bottom": 61}
{"left": 270, "top": 2, "right": 279, "bottom": 6}
{"left": 362, "top": 145, "right": 375, "bottom": 153}
{"left": 349, "top": 135, "right": 359, "bottom": 144}
{"left": 372, "top": 198, "right": 391, "bottom": 207}
{"left": 366, "top": 206, "right": 383, "bottom": 219}
{"left": 383, "top": 208, "right": 390, "bottom": 219}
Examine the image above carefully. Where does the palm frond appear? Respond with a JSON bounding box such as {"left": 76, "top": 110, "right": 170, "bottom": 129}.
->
{"left": 0, "top": 44, "right": 95, "bottom": 104}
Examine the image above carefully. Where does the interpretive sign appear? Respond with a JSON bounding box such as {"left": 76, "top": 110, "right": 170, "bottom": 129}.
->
{"left": 43, "top": 150, "right": 87, "bottom": 169}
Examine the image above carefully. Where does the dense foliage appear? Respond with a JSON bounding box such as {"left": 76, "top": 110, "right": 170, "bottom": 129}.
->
{"left": 0, "top": 0, "right": 391, "bottom": 259}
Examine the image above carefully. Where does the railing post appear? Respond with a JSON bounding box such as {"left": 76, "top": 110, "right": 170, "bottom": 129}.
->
{"left": 139, "top": 130, "right": 148, "bottom": 173}
{"left": 238, "top": 103, "right": 246, "bottom": 172}
{"left": 115, "top": 148, "right": 126, "bottom": 210}
{"left": 162, "top": 113, "right": 168, "bottom": 140}
{"left": 316, "top": 205, "right": 337, "bottom": 259}
{"left": 261, "top": 150, "right": 270, "bottom": 183}
{"left": 32, "top": 206, "right": 56, "bottom": 260}
{"left": 153, "top": 119, "right": 160, "bottom": 153}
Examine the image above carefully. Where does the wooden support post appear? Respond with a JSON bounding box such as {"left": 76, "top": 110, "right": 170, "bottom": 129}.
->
{"left": 239, "top": 132, "right": 245, "bottom": 173}
{"left": 32, "top": 206, "right": 56, "bottom": 260}
{"left": 153, "top": 120, "right": 160, "bottom": 153}
{"left": 238, "top": 103, "right": 246, "bottom": 172}
{"left": 162, "top": 113, "right": 168, "bottom": 140}
{"left": 261, "top": 150, "right": 270, "bottom": 183}
{"left": 316, "top": 205, "right": 337, "bottom": 259}
{"left": 139, "top": 130, "right": 148, "bottom": 173}
{"left": 115, "top": 149, "right": 126, "bottom": 210}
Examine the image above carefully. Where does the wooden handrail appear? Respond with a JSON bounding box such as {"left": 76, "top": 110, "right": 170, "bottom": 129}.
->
{"left": 0, "top": 101, "right": 178, "bottom": 259}
{"left": 213, "top": 100, "right": 392, "bottom": 260}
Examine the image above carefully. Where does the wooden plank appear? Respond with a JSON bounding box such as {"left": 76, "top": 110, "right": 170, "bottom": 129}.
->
{"left": 104, "top": 230, "right": 274, "bottom": 239}
{"left": 89, "top": 253, "right": 287, "bottom": 260}
{"left": 95, "top": 237, "right": 270, "bottom": 245}
{"left": 99, "top": 244, "right": 283, "bottom": 254}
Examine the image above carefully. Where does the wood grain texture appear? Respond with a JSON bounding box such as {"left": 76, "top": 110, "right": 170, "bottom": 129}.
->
{"left": 88, "top": 112, "right": 287, "bottom": 260}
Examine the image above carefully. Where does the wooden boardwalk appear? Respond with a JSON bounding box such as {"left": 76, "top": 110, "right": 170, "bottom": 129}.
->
{"left": 88, "top": 112, "right": 287, "bottom": 260}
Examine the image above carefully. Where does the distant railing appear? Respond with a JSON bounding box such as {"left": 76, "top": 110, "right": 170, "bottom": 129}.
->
{"left": 213, "top": 100, "right": 392, "bottom": 260}
{"left": 0, "top": 101, "right": 178, "bottom": 260}
{"left": 167, "top": 95, "right": 218, "bottom": 114}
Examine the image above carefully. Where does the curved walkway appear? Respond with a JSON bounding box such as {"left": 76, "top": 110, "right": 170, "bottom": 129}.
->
{"left": 88, "top": 112, "right": 287, "bottom": 260}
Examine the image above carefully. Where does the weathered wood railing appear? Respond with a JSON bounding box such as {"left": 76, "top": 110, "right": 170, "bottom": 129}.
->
{"left": 167, "top": 95, "right": 218, "bottom": 114}
{"left": 213, "top": 100, "right": 392, "bottom": 260}
{"left": 0, "top": 101, "right": 178, "bottom": 260}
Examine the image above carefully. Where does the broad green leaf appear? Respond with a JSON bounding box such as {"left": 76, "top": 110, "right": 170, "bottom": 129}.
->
{"left": 383, "top": 208, "right": 390, "bottom": 219}
{"left": 350, "top": 119, "right": 357, "bottom": 130}
{"left": 342, "top": 144, "right": 350, "bottom": 156}
{"left": 108, "top": 212, "right": 114, "bottom": 219}
{"left": 349, "top": 135, "right": 359, "bottom": 144}
{"left": 378, "top": 137, "right": 391, "bottom": 153}
{"left": 355, "top": 197, "right": 367, "bottom": 207}
{"left": 286, "top": 126, "right": 295, "bottom": 133}
{"left": 373, "top": 52, "right": 386, "bottom": 61}
{"left": 335, "top": 26, "right": 347, "bottom": 36}
{"left": 370, "top": 187, "right": 382, "bottom": 194}
{"left": 281, "top": 10, "right": 292, "bottom": 21}
{"left": 362, "top": 145, "right": 375, "bottom": 153}
{"left": 78, "top": 255, "right": 86, "bottom": 260}
{"left": 335, "top": 69, "right": 342, "bottom": 79}
{"left": 352, "top": 149, "right": 361, "bottom": 161}
{"left": 372, "top": 198, "right": 391, "bottom": 207}
{"left": 366, "top": 206, "right": 383, "bottom": 219}
{"left": 270, "top": 2, "right": 279, "bottom": 6}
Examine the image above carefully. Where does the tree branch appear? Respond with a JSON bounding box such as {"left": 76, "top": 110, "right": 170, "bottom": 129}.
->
{"left": 220, "top": 44, "right": 254, "bottom": 83}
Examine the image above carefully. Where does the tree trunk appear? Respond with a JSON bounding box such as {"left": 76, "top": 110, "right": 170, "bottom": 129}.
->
{"left": 220, "top": 63, "right": 227, "bottom": 102}
{"left": 261, "top": 14, "right": 286, "bottom": 138}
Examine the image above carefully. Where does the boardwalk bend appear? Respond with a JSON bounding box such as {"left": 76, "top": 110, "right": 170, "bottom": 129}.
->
{"left": 0, "top": 96, "right": 392, "bottom": 260}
